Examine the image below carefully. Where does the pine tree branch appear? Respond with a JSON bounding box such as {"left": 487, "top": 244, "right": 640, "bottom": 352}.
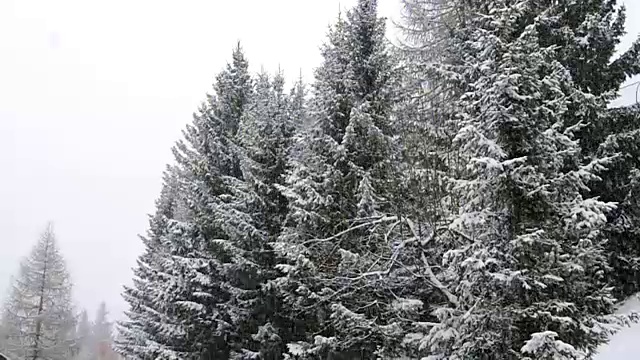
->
{"left": 419, "top": 251, "right": 458, "bottom": 308}
{"left": 404, "top": 218, "right": 459, "bottom": 307}
{"left": 302, "top": 216, "right": 399, "bottom": 246}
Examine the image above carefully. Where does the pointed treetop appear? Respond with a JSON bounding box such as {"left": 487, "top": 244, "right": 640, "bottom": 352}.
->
{"left": 35, "top": 221, "right": 61, "bottom": 258}
{"left": 234, "top": 40, "right": 243, "bottom": 55}
{"left": 232, "top": 42, "right": 248, "bottom": 67}
{"left": 273, "top": 69, "right": 286, "bottom": 93}
{"left": 356, "top": 0, "right": 377, "bottom": 14}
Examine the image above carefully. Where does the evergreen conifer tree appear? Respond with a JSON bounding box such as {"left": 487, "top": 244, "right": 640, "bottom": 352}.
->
{"left": 595, "top": 105, "right": 640, "bottom": 298}
{"left": 238, "top": 69, "right": 308, "bottom": 359}
{"left": 240, "top": 70, "right": 294, "bottom": 240}
{"left": 400, "top": 0, "right": 640, "bottom": 304}
{"left": 531, "top": 0, "right": 640, "bottom": 299}
{"left": 116, "top": 165, "right": 190, "bottom": 359}
{"left": 75, "top": 310, "right": 92, "bottom": 360}
{"left": 0, "top": 224, "right": 77, "bottom": 360}
{"left": 398, "top": 1, "right": 633, "bottom": 358}
{"left": 92, "top": 303, "right": 112, "bottom": 357}
{"left": 288, "top": 72, "right": 309, "bottom": 132}
{"left": 272, "top": 1, "right": 410, "bottom": 357}
{"left": 163, "top": 43, "right": 268, "bottom": 359}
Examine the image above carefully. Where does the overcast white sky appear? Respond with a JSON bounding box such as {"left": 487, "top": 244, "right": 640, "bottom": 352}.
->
{"left": 0, "top": 0, "right": 638, "bottom": 323}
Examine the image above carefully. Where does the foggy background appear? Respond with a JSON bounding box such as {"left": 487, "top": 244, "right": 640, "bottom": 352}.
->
{"left": 0, "top": 0, "right": 638, "bottom": 321}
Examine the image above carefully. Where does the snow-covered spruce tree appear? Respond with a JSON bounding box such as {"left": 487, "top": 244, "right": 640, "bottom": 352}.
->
{"left": 240, "top": 70, "right": 295, "bottom": 240}
{"left": 463, "top": 0, "right": 640, "bottom": 303}
{"left": 92, "top": 302, "right": 113, "bottom": 358}
{"left": 1, "top": 224, "right": 76, "bottom": 360}
{"left": 166, "top": 43, "right": 273, "bottom": 359}
{"left": 594, "top": 105, "right": 640, "bottom": 299}
{"left": 400, "top": 0, "right": 640, "bottom": 303}
{"left": 396, "top": 1, "right": 632, "bottom": 358}
{"left": 528, "top": 0, "right": 640, "bottom": 299}
{"left": 288, "top": 72, "right": 309, "bottom": 133}
{"left": 116, "top": 165, "right": 190, "bottom": 359}
{"left": 75, "top": 310, "right": 92, "bottom": 360}
{"left": 269, "top": 13, "right": 353, "bottom": 357}
{"left": 239, "top": 69, "right": 312, "bottom": 359}
{"left": 271, "top": 1, "right": 417, "bottom": 358}
{"left": 530, "top": 0, "right": 640, "bottom": 98}
{"left": 77, "top": 303, "right": 115, "bottom": 360}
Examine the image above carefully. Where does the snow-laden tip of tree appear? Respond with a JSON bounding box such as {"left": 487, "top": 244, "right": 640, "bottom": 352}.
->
{"left": 0, "top": 223, "right": 76, "bottom": 360}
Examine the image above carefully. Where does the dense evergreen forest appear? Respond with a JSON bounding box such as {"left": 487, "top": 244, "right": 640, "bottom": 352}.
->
{"left": 115, "top": 0, "right": 640, "bottom": 359}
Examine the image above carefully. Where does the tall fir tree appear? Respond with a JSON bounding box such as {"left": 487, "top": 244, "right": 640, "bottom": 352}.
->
{"left": 400, "top": 0, "right": 640, "bottom": 303}
{"left": 240, "top": 70, "right": 294, "bottom": 240}
{"left": 77, "top": 303, "right": 115, "bottom": 360}
{"left": 288, "top": 72, "right": 309, "bottom": 132}
{"left": 118, "top": 46, "right": 307, "bottom": 360}
{"left": 92, "top": 302, "right": 113, "bottom": 359}
{"left": 75, "top": 310, "right": 92, "bottom": 360}
{"left": 272, "top": 1, "right": 412, "bottom": 358}
{"left": 116, "top": 165, "right": 191, "bottom": 359}
{"left": 239, "top": 69, "right": 304, "bottom": 359}
{"left": 595, "top": 104, "right": 640, "bottom": 298}
{"left": 0, "top": 224, "right": 77, "bottom": 360}
{"left": 517, "top": 0, "right": 640, "bottom": 299}
{"left": 270, "top": 12, "right": 355, "bottom": 356}
{"left": 163, "top": 43, "right": 268, "bottom": 359}
{"left": 398, "top": 0, "right": 634, "bottom": 358}
{"left": 536, "top": 0, "right": 640, "bottom": 299}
